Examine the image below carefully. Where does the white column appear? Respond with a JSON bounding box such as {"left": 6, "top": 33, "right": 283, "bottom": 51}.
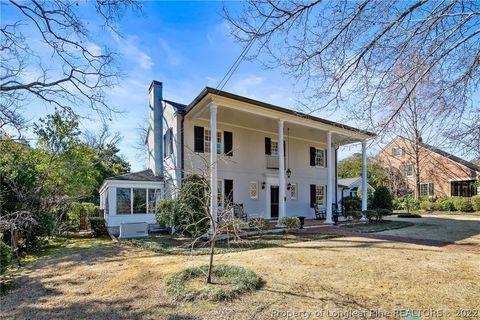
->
{"left": 278, "top": 119, "right": 286, "bottom": 219}
{"left": 325, "top": 131, "right": 333, "bottom": 224}
{"left": 209, "top": 103, "right": 218, "bottom": 224}
{"left": 361, "top": 140, "right": 368, "bottom": 220}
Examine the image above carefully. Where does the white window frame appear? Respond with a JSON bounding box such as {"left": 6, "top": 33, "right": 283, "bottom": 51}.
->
{"left": 204, "top": 128, "right": 223, "bottom": 154}
{"left": 315, "top": 148, "right": 326, "bottom": 167}
{"left": 116, "top": 187, "right": 161, "bottom": 215}
{"left": 217, "top": 179, "right": 224, "bottom": 209}
{"left": 290, "top": 183, "right": 297, "bottom": 200}
{"left": 250, "top": 181, "right": 258, "bottom": 199}
{"left": 420, "top": 183, "right": 434, "bottom": 197}
{"left": 392, "top": 147, "right": 405, "bottom": 157}
{"left": 315, "top": 185, "right": 325, "bottom": 206}
{"left": 401, "top": 163, "right": 414, "bottom": 177}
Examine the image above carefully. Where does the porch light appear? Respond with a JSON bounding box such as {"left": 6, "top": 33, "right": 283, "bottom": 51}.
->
{"left": 286, "top": 168, "right": 291, "bottom": 178}
{"left": 261, "top": 181, "right": 266, "bottom": 190}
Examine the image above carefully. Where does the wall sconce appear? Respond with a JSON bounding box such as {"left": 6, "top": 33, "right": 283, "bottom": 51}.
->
{"left": 287, "top": 183, "right": 291, "bottom": 190}
{"left": 261, "top": 182, "right": 266, "bottom": 190}
{"left": 286, "top": 168, "right": 292, "bottom": 178}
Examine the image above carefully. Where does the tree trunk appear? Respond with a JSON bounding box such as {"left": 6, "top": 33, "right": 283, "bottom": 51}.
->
{"left": 206, "top": 224, "right": 216, "bottom": 284}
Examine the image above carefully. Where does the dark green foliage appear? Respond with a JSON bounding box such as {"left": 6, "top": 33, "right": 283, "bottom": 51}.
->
{"left": 397, "top": 213, "right": 422, "bottom": 218}
{"left": 165, "top": 264, "right": 262, "bottom": 301}
{"left": 451, "top": 197, "right": 473, "bottom": 212}
{"left": 90, "top": 217, "right": 107, "bottom": 236}
{"left": 371, "top": 186, "right": 393, "bottom": 211}
{"left": 346, "top": 210, "right": 362, "bottom": 221}
{"left": 376, "top": 208, "right": 393, "bottom": 220}
{"left": 66, "top": 202, "right": 98, "bottom": 231}
{"left": 0, "top": 242, "right": 12, "bottom": 274}
{"left": 24, "top": 212, "right": 56, "bottom": 251}
{"left": 171, "top": 175, "right": 209, "bottom": 237}
{"left": 472, "top": 195, "right": 480, "bottom": 212}
{"left": 438, "top": 198, "right": 456, "bottom": 211}
{"left": 362, "top": 210, "right": 377, "bottom": 222}
{"left": 342, "top": 196, "right": 362, "bottom": 212}
{"left": 337, "top": 154, "right": 389, "bottom": 189}
{"left": 155, "top": 199, "right": 177, "bottom": 226}
{"left": 393, "top": 195, "right": 420, "bottom": 211}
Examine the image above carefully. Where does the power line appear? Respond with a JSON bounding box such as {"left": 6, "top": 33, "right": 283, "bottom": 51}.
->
{"left": 215, "top": 9, "right": 274, "bottom": 92}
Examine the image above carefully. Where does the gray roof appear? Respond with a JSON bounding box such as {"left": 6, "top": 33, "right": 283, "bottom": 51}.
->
{"left": 164, "top": 99, "right": 186, "bottom": 111}
{"left": 107, "top": 169, "right": 164, "bottom": 182}
{"left": 338, "top": 177, "right": 362, "bottom": 188}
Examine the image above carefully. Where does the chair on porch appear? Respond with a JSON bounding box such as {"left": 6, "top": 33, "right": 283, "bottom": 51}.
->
{"left": 233, "top": 203, "right": 248, "bottom": 222}
{"left": 314, "top": 204, "right": 326, "bottom": 220}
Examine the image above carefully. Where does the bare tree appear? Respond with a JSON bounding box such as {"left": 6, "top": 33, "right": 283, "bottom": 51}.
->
{"left": 0, "top": 0, "right": 141, "bottom": 135}
{"left": 224, "top": 1, "right": 480, "bottom": 156}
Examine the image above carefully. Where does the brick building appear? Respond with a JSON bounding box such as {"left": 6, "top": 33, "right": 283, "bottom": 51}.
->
{"left": 377, "top": 136, "right": 479, "bottom": 197}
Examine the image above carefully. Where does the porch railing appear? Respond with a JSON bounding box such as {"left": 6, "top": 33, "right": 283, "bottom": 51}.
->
{"left": 266, "top": 155, "right": 279, "bottom": 169}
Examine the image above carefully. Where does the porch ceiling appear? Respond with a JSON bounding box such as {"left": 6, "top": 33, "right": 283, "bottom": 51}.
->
{"left": 188, "top": 93, "right": 372, "bottom": 146}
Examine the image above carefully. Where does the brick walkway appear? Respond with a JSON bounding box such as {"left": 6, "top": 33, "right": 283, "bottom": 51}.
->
{"left": 301, "top": 226, "right": 480, "bottom": 252}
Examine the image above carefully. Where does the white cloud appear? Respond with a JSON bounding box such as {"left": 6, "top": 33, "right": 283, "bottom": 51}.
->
{"left": 114, "top": 35, "right": 153, "bottom": 70}
{"left": 158, "top": 38, "right": 182, "bottom": 66}
{"left": 87, "top": 43, "right": 102, "bottom": 56}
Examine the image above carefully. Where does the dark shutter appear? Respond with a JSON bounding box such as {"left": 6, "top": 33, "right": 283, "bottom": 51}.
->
{"left": 283, "top": 140, "right": 286, "bottom": 157}
{"left": 224, "top": 131, "right": 233, "bottom": 156}
{"left": 325, "top": 148, "right": 328, "bottom": 167}
{"left": 265, "top": 137, "right": 271, "bottom": 155}
{"left": 194, "top": 126, "right": 204, "bottom": 153}
{"left": 169, "top": 128, "right": 173, "bottom": 156}
{"left": 224, "top": 179, "right": 233, "bottom": 206}
{"left": 310, "top": 147, "right": 316, "bottom": 166}
{"left": 310, "top": 184, "right": 316, "bottom": 208}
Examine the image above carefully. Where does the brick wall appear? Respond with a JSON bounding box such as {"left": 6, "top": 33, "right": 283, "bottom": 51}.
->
{"left": 377, "top": 137, "right": 478, "bottom": 197}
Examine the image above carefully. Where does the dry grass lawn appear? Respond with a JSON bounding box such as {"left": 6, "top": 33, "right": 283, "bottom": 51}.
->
{"left": 1, "top": 230, "right": 479, "bottom": 320}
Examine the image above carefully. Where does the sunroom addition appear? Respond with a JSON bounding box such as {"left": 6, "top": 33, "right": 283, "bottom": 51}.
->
{"left": 99, "top": 169, "right": 164, "bottom": 233}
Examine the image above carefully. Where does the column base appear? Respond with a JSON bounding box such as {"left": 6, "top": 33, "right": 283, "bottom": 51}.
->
{"left": 324, "top": 218, "right": 334, "bottom": 225}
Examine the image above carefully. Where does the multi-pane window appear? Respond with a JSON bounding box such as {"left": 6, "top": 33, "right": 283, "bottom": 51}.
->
{"left": 271, "top": 140, "right": 279, "bottom": 157}
{"left": 401, "top": 164, "right": 414, "bottom": 177}
{"left": 420, "top": 183, "right": 434, "bottom": 197}
{"left": 217, "top": 179, "right": 223, "bottom": 207}
{"left": 315, "top": 148, "right": 325, "bottom": 167}
{"left": 117, "top": 188, "right": 161, "bottom": 214}
{"left": 392, "top": 147, "right": 405, "bottom": 156}
{"left": 290, "top": 183, "right": 297, "bottom": 200}
{"left": 315, "top": 185, "right": 325, "bottom": 205}
{"left": 250, "top": 181, "right": 258, "bottom": 199}
{"left": 204, "top": 129, "right": 222, "bottom": 154}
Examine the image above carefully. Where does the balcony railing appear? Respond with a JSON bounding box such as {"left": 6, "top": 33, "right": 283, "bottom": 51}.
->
{"left": 266, "top": 155, "right": 279, "bottom": 169}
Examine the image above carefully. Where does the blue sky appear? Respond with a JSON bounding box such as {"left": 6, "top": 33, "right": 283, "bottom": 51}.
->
{"left": 8, "top": 1, "right": 364, "bottom": 171}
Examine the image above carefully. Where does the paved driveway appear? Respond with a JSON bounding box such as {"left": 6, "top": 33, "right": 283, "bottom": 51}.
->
{"left": 383, "top": 214, "right": 480, "bottom": 245}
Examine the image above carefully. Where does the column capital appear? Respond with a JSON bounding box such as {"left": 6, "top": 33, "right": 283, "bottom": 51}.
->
{"left": 278, "top": 118, "right": 284, "bottom": 125}
{"left": 209, "top": 102, "right": 218, "bottom": 112}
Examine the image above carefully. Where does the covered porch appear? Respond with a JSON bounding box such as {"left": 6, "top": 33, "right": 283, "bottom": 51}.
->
{"left": 184, "top": 89, "right": 375, "bottom": 224}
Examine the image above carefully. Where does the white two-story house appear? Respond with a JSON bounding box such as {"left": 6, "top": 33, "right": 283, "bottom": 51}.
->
{"left": 99, "top": 81, "right": 374, "bottom": 232}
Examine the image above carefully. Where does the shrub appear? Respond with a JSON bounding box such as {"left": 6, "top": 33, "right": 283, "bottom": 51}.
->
{"left": 165, "top": 264, "right": 262, "bottom": 301}
{"left": 420, "top": 200, "right": 434, "bottom": 211}
{"left": 471, "top": 195, "right": 480, "bottom": 212}
{"left": 342, "top": 196, "right": 362, "bottom": 212}
{"left": 397, "top": 213, "right": 422, "bottom": 218}
{"left": 452, "top": 197, "right": 473, "bottom": 212}
{"left": 66, "top": 202, "right": 98, "bottom": 231}
{"left": 394, "top": 195, "right": 420, "bottom": 211}
{"left": 362, "top": 210, "right": 377, "bottom": 222}
{"left": 172, "top": 175, "right": 209, "bottom": 237}
{"left": 0, "top": 242, "right": 12, "bottom": 274}
{"left": 24, "top": 212, "right": 56, "bottom": 251}
{"left": 438, "top": 198, "right": 456, "bottom": 211}
{"left": 155, "top": 199, "right": 177, "bottom": 226}
{"left": 90, "top": 217, "right": 107, "bottom": 236}
{"left": 346, "top": 210, "right": 362, "bottom": 221}
{"left": 249, "top": 218, "right": 270, "bottom": 230}
{"left": 371, "top": 187, "right": 393, "bottom": 211}
{"left": 376, "top": 208, "right": 393, "bottom": 221}
{"left": 278, "top": 217, "right": 300, "bottom": 229}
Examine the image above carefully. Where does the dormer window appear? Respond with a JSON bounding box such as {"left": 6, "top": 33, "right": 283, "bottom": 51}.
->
{"left": 392, "top": 147, "right": 405, "bottom": 156}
